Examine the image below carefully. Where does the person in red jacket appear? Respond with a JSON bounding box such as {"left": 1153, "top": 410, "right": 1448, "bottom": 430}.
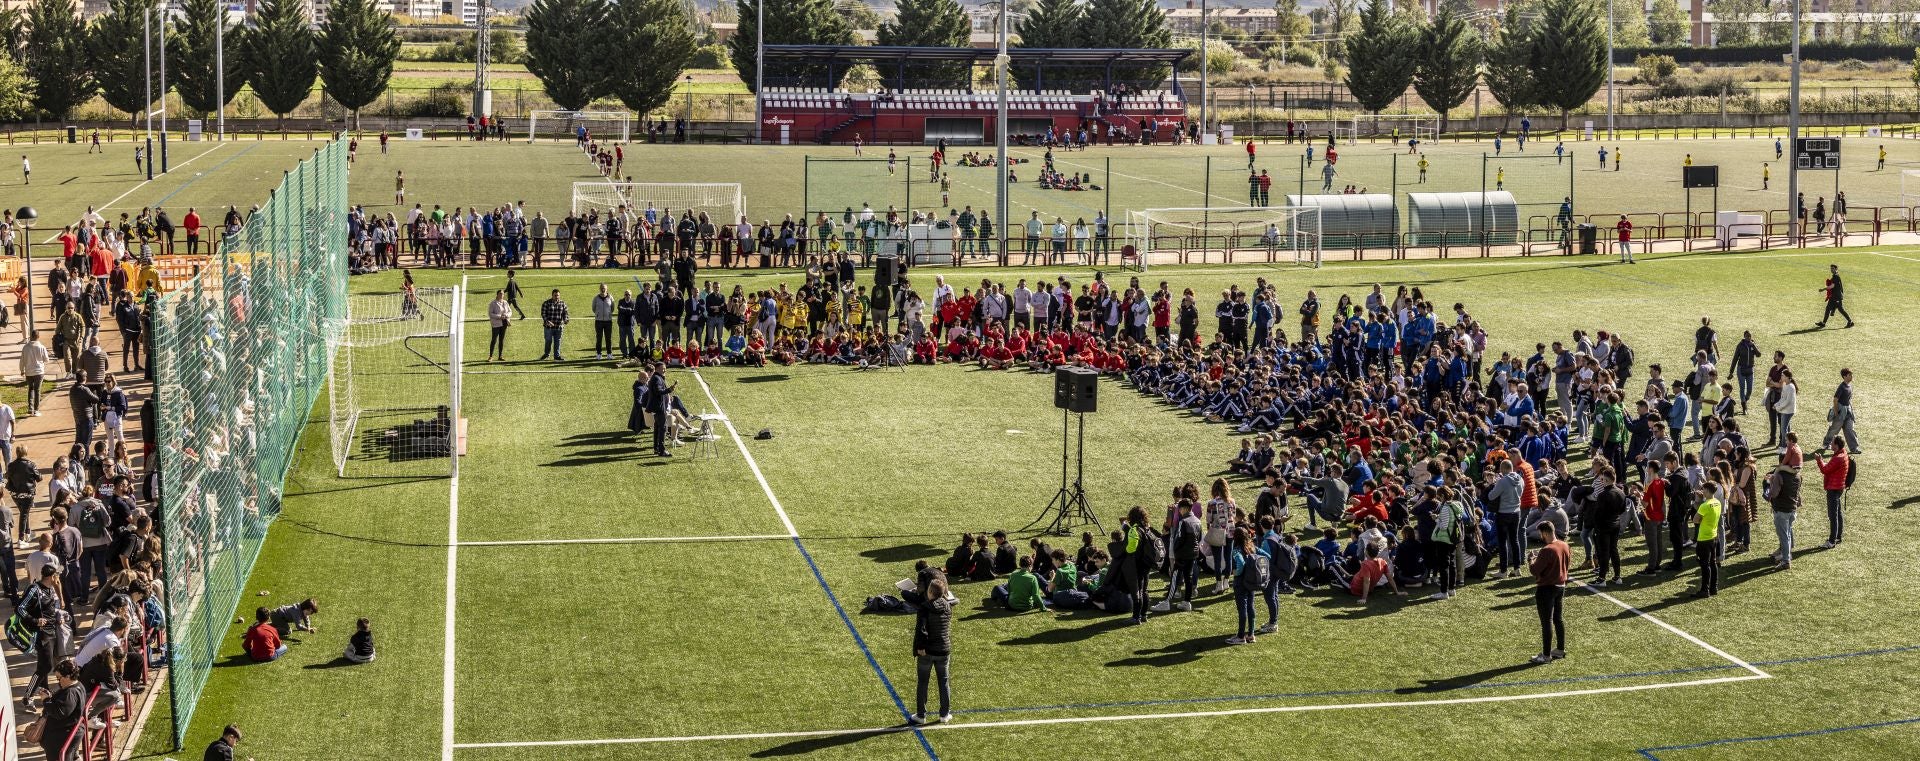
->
{"left": 182, "top": 207, "right": 202, "bottom": 255}
{"left": 1812, "top": 437, "right": 1852, "bottom": 549}
{"left": 1528, "top": 521, "right": 1570, "bottom": 664}
{"left": 242, "top": 607, "right": 285, "bottom": 662}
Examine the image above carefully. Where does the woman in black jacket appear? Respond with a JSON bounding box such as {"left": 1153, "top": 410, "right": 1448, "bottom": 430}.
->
{"left": 910, "top": 574, "right": 952, "bottom": 725}
{"left": 36, "top": 658, "right": 85, "bottom": 761}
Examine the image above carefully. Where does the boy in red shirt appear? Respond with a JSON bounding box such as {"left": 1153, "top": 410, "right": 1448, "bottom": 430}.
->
{"left": 1348, "top": 544, "right": 1399, "bottom": 602}
{"left": 243, "top": 607, "right": 286, "bottom": 662}
{"left": 183, "top": 207, "right": 202, "bottom": 255}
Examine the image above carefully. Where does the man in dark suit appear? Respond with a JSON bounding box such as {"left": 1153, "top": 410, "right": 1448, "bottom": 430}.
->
{"left": 649, "top": 363, "right": 674, "bottom": 457}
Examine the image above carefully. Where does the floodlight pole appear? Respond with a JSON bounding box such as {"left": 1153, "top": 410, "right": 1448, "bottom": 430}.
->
{"left": 1198, "top": 0, "right": 1209, "bottom": 139}
{"left": 215, "top": 3, "right": 224, "bottom": 140}
{"left": 1605, "top": 0, "right": 1614, "bottom": 140}
{"left": 995, "top": 0, "right": 1009, "bottom": 259}
{"left": 144, "top": 9, "right": 154, "bottom": 180}
{"left": 159, "top": 8, "right": 168, "bottom": 174}
{"left": 1787, "top": 6, "right": 1802, "bottom": 239}
{"left": 753, "top": 0, "right": 764, "bottom": 144}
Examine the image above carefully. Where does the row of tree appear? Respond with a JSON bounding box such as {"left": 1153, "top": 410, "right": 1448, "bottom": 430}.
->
{"left": 522, "top": 0, "right": 697, "bottom": 113}
{"left": 1346, "top": 0, "right": 1608, "bottom": 132}
{"left": 15, "top": 0, "right": 399, "bottom": 126}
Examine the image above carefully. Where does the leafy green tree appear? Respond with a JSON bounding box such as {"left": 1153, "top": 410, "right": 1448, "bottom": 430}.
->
{"left": 877, "top": 0, "right": 971, "bottom": 88}
{"left": 1081, "top": 0, "right": 1172, "bottom": 88}
{"left": 728, "top": 0, "right": 855, "bottom": 92}
{"left": 243, "top": 0, "right": 318, "bottom": 127}
{"left": 605, "top": 0, "right": 696, "bottom": 115}
{"left": 525, "top": 0, "right": 610, "bottom": 110}
{"left": 1531, "top": 0, "right": 1606, "bottom": 130}
{"left": 170, "top": 0, "right": 247, "bottom": 116}
{"left": 87, "top": 0, "right": 161, "bottom": 118}
{"left": 1012, "top": 0, "right": 1083, "bottom": 88}
{"left": 1648, "top": 0, "right": 1689, "bottom": 45}
{"left": 0, "top": 8, "right": 28, "bottom": 61}
{"left": 1484, "top": 3, "right": 1537, "bottom": 133}
{"left": 24, "top": 0, "right": 93, "bottom": 119}
{"left": 1612, "top": 3, "right": 1650, "bottom": 46}
{"left": 318, "top": 0, "right": 400, "bottom": 129}
{"left": 1413, "top": 6, "right": 1481, "bottom": 134}
{"left": 1274, "top": 0, "right": 1313, "bottom": 40}
{"left": 0, "top": 54, "right": 33, "bottom": 120}
{"left": 1323, "top": 0, "right": 1357, "bottom": 53}
{"left": 1344, "top": 0, "right": 1417, "bottom": 119}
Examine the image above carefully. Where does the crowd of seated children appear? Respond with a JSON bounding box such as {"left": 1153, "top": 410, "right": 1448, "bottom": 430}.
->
{"left": 1036, "top": 167, "right": 1096, "bottom": 191}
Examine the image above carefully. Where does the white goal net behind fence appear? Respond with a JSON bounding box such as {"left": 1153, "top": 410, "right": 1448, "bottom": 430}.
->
{"left": 527, "top": 110, "right": 634, "bottom": 143}
{"left": 1126, "top": 206, "right": 1321, "bottom": 267}
{"left": 328, "top": 284, "right": 465, "bottom": 478}
{"left": 572, "top": 181, "right": 746, "bottom": 224}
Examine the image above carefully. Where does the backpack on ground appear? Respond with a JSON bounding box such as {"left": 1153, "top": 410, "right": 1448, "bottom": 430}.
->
{"left": 861, "top": 595, "right": 912, "bottom": 614}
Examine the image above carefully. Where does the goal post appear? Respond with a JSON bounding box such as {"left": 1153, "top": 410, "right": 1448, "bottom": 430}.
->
{"left": 1348, "top": 115, "right": 1436, "bottom": 144}
{"left": 572, "top": 181, "right": 745, "bottom": 224}
{"left": 1126, "top": 206, "right": 1321, "bottom": 267}
{"left": 1901, "top": 169, "right": 1920, "bottom": 209}
{"left": 328, "top": 285, "right": 461, "bottom": 478}
{"left": 527, "top": 109, "right": 634, "bottom": 144}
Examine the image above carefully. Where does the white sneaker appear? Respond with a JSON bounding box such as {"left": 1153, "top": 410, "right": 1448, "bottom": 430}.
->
{"left": 937, "top": 713, "right": 952, "bottom": 724}
{"left": 1150, "top": 601, "right": 1171, "bottom": 613}
{"left": 1256, "top": 622, "right": 1278, "bottom": 635}
{"left": 1175, "top": 601, "right": 1192, "bottom": 612}
{"left": 906, "top": 713, "right": 925, "bottom": 726}
{"left": 1427, "top": 591, "right": 1450, "bottom": 601}
{"left": 1225, "top": 635, "right": 1246, "bottom": 645}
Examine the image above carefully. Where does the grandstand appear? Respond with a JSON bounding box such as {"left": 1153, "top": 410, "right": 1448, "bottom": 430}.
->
{"left": 756, "top": 45, "right": 1191, "bottom": 146}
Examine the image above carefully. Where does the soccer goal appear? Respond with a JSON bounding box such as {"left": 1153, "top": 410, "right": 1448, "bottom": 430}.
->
{"left": 1125, "top": 206, "right": 1321, "bottom": 267}
{"left": 328, "top": 283, "right": 466, "bottom": 478}
{"left": 1346, "top": 115, "right": 1436, "bottom": 144}
{"left": 527, "top": 109, "right": 634, "bottom": 144}
{"left": 1901, "top": 169, "right": 1920, "bottom": 209}
{"left": 572, "top": 181, "right": 745, "bottom": 224}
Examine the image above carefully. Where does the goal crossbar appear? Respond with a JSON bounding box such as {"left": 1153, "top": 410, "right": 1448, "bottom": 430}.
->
{"left": 572, "top": 181, "right": 745, "bottom": 222}
{"left": 527, "top": 110, "right": 634, "bottom": 143}
{"left": 1126, "top": 206, "right": 1321, "bottom": 268}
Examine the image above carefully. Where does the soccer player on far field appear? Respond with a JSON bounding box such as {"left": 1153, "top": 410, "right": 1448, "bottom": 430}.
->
{"left": 1527, "top": 521, "right": 1570, "bottom": 665}
{"left": 1815, "top": 263, "right": 1852, "bottom": 329}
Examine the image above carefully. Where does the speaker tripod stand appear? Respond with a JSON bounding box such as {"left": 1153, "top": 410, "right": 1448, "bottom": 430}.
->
{"left": 1023, "top": 406, "right": 1102, "bottom": 536}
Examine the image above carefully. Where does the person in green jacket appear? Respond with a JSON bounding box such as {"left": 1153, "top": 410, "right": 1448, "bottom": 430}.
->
{"left": 1593, "top": 390, "right": 1629, "bottom": 476}
{"left": 1691, "top": 487, "right": 1724, "bottom": 598}
{"left": 991, "top": 555, "right": 1047, "bottom": 611}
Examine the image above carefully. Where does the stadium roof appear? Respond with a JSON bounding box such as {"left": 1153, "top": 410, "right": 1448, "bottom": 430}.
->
{"left": 761, "top": 45, "right": 1192, "bottom": 66}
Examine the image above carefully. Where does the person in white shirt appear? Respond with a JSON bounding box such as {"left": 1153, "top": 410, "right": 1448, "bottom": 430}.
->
{"left": 17, "top": 332, "right": 47, "bottom": 416}
{"left": 486, "top": 290, "right": 512, "bottom": 361}
{"left": 0, "top": 402, "right": 14, "bottom": 466}
{"left": 1011, "top": 281, "right": 1032, "bottom": 331}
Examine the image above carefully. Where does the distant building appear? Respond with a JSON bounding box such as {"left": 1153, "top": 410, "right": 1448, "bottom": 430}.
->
{"left": 1164, "top": 3, "right": 1279, "bottom": 35}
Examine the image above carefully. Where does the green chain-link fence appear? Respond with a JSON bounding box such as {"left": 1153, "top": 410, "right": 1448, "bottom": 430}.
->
{"left": 151, "top": 138, "right": 348, "bottom": 746}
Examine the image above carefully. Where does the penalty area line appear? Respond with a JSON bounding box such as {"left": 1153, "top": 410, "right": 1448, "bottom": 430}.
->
{"left": 456, "top": 534, "right": 790, "bottom": 547}
{"left": 449, "top": 672, "right": 1771, "bottom": 750}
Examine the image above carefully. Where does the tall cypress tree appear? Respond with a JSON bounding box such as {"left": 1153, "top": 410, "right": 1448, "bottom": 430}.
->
{"left": 1343, "top": 0, "right": 1416, "bottom": 119}
{"left": 1412, "top": 6, "right": 1481, "bottom": 134}
{"left": 170, "top": 0, "right": 247, "bottom": 116}
{"left": 728, "top": 0, "right": 855, "bottom": 92}
{"left": 1012, "top": 0, "right": 1084, "bottom": 89}
{"left": 1081, "top": 0, "right": 1172, "bottom": 90}
{"left": 24, "top": 0, "right": 93, "bottom": 119}
{"left": 1531, "top": 0, "right": 1605, "bottom": 130}
{"left": 87, "top": 0, "right": 160, "bottom": 118}
{"left": 877, "top": 0, "right": 971, "bottom": 89}
{"left": 524, "top": 0, "right": 610, "bottom": 111}
{"left": 1484, "top": 5, "right": 1537, "bottom": 134}
{"left": 317, "top": 0, "right": 400, "bottom": 130}
{"left": 244, "top": 0, "right": 318, "bottom": 127}
{"left": 604, "top": 0, "right": 697, "bottom": 114}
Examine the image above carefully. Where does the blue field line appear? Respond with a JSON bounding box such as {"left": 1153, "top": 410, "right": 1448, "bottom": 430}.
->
{"left": 152, "top": 142, "right": 261, "bottom": 206}
{"left": 789, "top": 536, "right": 940, "bottom": 760}
{"left": 952, "top": 642, "right": 1920, "bottom": 718}
{"left": 1636, "top": 716, "right": 1920, "bottom": 759}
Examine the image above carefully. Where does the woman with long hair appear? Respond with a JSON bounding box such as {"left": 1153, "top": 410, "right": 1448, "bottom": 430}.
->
{"left": 1227, "top": 527, "right": 1261, "bottom": 645}
{"left": 1206, "top": 478, "right": 1237, "bottom": 594}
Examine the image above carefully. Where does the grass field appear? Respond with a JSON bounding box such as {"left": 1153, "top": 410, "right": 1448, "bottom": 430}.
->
{"left": 116, "top": 243, "right": 1920, "bottom": 759}
{"left": 9, "top": 134, "right": 1920, "bottom": 256}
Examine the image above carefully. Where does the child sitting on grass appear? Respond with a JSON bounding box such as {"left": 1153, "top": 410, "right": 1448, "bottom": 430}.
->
{"left": 345, "top": 618, "right": 376, "bottom": 664}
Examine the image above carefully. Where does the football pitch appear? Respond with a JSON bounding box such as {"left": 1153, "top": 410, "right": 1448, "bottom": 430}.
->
{"left": 14, "top": 134, "right": 1920, "bottom": 245}
{"left": 124, "top": 247, "right": 1920, "bottom": 759}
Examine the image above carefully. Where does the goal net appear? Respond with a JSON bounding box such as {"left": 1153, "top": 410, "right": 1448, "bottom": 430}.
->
{"left": 1126, "top": 206, "right": 1321, "bottom": 267}
{"left": 1347, "top": 115, "right": 1435, "bottom": 144}
{"left": 527, "top": 109, "right": 634, "bottom": 144}
{"left": 573, "top": 181, "right": 745, "bottom": 224}
{"left": 1901, "top": 169, "right": 1920, "bottom": 209}
{"left": 328, "top": 284, "right": 466, "bottom": 478}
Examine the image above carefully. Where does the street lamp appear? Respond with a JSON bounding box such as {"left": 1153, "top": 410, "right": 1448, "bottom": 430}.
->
{"left": 14, "top": 206, "right": 34, "bottom": 328}
{"left": 685, "top": 75, "right": 694, "bottom": 128}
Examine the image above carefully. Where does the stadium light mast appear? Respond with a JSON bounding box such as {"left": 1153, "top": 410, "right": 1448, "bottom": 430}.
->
{"left": 1198, "top": 0, "right": 1209, "bottom": 139}
{"left": 995, "top": 0, "right": 1009, "bottom": 258}
{"left": 145, "top": 9, "right": 154, "bottom": 180}
{"left": 1605, "top": 0, "right": 1614, "bottom": 140}
{"left": 159, "top": 5, "right": 168, "bottom": 174}
{"left": 1786, "top": 1, "right": 1801, "bottom": 239}
{"left": 474, "top": 0, "right": 491, "bottom": 123}
{"left": 753, "top": 0, "right": 764, "bottom": 143}
{"left": 215, "top": 1, "right": 225, "bottom": 140}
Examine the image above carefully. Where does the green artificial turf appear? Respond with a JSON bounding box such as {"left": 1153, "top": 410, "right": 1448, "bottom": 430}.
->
{"left": 129, "top": 247, "right": 1920, "bottom": 760}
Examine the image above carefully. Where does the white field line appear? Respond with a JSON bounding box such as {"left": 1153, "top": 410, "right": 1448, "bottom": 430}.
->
{"left": 1873, "top": 251, "right": 1920, "bottom": 263}
{"left": 39, "top": 142, "right": 232, "bottom": 243}
{"left": 1578, "top": 583, "right": 1770, "bottom": 678}
{"left": 450, "top": 673, "right": 1771, "bottom": 750}
{"left": 457, "top": 534, "right": 789, "bottom": 547}
{"left": 441, "top": 371, "right": 464, "bottom": 761}
{"left": 690, "top": 368, "right": 799, "bottom": 538}
{"left": 1010, "top": 148, "right": 1248, "bottom": 209}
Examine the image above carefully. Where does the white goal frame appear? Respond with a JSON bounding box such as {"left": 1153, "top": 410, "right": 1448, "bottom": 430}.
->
{"left": 328, "top": 283, "right": 465, "bottom": 478}
{"left": 1344, "top": 115, "right": 1436, "bottom": 144}
{"left": 1901, "top": 169, "right": 1920, "bottom": 209}
{"left": 1126, "top": 206, "right": 1321, "bottom": 268}
{"left": 572, "top": 181, "right": 745, "bottom": 223}
{"left": 527, "top": 110, "right": 634, "bottom": 144}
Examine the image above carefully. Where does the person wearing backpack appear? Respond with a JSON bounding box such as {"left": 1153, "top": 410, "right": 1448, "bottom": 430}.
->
{"left": 1121, "top": 506, "right": 1158, "bottom": 625}
{"left": 1764, "top": 460, "right": 1802, "bottom": 570}
{"left": 1227, "top": 528, "right": 1268, "bottom": 645}
{"left": 1813, "top": 438, "right": 1852, "bottom": 549}
{"left": 1152, "top": 500, "right": 1203, "bottom": 613}
{"left": 73, "top": 487, "right": 111, "bottom": 603}
{"left": 908, "top": 572, "right": 952, "bottom": 726}
{"left": 1256, "top": 516, "right": 1294, "bottom": 635}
